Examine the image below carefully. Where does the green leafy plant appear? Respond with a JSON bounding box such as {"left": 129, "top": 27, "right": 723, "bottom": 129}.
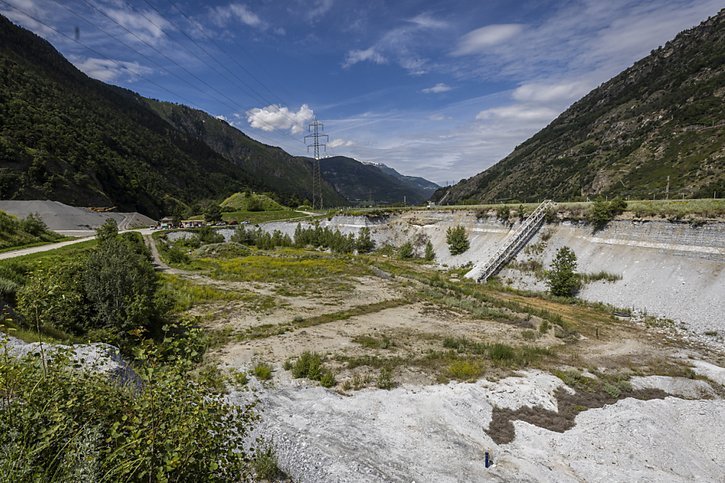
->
{"left": 546, "top": 246, "right": 581, "bottom": 296}
{"left": 424, "top": 240, "right": 435, "bottom": 261}
{"left": 253, "top": 362, "right": 273, "bottom": 381}
{"left": 398, "top": 242, "right": 414, "bottom": 259}
{"left": 446, "top": 225, "right": 470, "bottom": 255}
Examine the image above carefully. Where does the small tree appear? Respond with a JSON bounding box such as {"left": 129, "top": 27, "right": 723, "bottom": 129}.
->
{"left": 356, "top": 227, "right": 375, "bottom": 253}
{"left": 96, "top": 218, "right": 119, "bottom": 243}
{"left": 204, "top": 203, "right": 223, "bottom": 223}
{"left": 446, "top": 225, "right": 469, "bottom": 255}
{"left": 21, "top": 212, "right": 48, "bottom": 236}
{"left": 546, "top": 246, "right": 580, "bottom": 296}
{"left": 398, "top": 242, "right": 414, "bottom": 259}
{"left": 424, "top": 240, "right": 435, "bottom": 261}
{"left": 589, "top": 197, "right": 627, "bottom": 231}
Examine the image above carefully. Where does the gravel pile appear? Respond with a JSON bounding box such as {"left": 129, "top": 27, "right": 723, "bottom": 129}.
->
{"left": 0, "top": 200, "right": 155, "bottom": 231}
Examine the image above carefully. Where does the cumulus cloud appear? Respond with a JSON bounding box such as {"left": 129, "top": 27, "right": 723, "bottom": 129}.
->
{"left": 246, "top": 104, "right": 314, "bottom": 134}
{"left": 452, "top": 24, "right": 524, "bottom": 56}
{"left": 210, "top": 3, "right": 263, "bottom": 28}
{"left": 72, "top": 57, "right": 152, "bottom": 82}
{"left": 342, "top": 47, "right": 387, "bottom": 69}
{"left": 328, "top": 138, "right": 354, "bottom": 148}
{"left": 422, "top": 83, "right": 452, "bottom": 94}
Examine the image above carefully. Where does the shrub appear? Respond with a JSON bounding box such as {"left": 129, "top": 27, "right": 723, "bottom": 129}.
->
{"left": 253, "top": 362, "right": 273, "bottom": 381}
{"left": 589, "top": 197, "right": 627, "bottom": 231}
{"left": 17, "top": 259, "right": 90, "bottom": 335}
{"left": 253, "top": 445, "right": 284, "bottom": 480}
{"left": 356, "top": 227, "right": 376, "bottom": 253}
{"left": 447, "top": 360, "right": 483, "bottom": 381}
{"left": 287, "top": 351, "right": 336, "bottom": 387}
{"left": 195, "top": 226, "right": 225, "bottom": 244}
{"left": 319, "top": 371, "right": 336, "bottom": 388}
{"left": 377, "top": 367, "right": 395, "bottom": 389}
{"left": 203, "top": 203, "right": 223, "bottom": 223}
{"left": 496, "top": 205, "right": 511, "bottom": 223}
{"left": 83, "top": 236, "right": 158, "bottom": 339}
{"left": 424, "top": 240, "right": 435, "bottom": 261}
{"left": 398, "top": 242, "right": 414, "bottom": 259}
{"left": 546, "top": 246, "right": 580, "bottom": 297}
{"left": 446, "top": 225, "right": 470, "bottom": 255}
{"left": 20, "top": 212, "right": 48, "bottom": 236}
{"left": 0, "top": 346, "right": 256, "bottom": 481}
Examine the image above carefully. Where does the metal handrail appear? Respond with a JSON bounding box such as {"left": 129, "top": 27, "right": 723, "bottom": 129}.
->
{"left": 465, "top": 200, "right": 553, "bottom": 282}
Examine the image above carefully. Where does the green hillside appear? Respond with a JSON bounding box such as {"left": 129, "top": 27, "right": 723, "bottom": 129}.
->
{"left": 437, "top": 10, "right": 724, "bottom": 204}
{"left": 320, "top": 156, "right": 436, "bottom": 205}
{"left": 146, "top": 101, "right": 348, "bottom": 207}
{"left": 0, "top": 15, "right": 276, "bottom": 218}
{"left": 221, "top": 192, "right": 285, "bottom": 211}
{"left": 0, "top": 210, "right": 62, "bottom": 250}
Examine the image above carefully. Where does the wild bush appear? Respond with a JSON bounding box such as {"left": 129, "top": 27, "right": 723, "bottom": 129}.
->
{"left": 546, "top": 246, "right": 580, "bottom": 297}
{"left": 589, "top": 197, "right": 627, "bottom": 230}
{"left": 0, "top": 341, "right": 256, "bottom": 481}
{"left": 398, "top": 242, "right": 414, "bottom": 259}
{"left": 446, "top": 225, "right": 470, "bottom": 255}
{"left": 424, "top": 240, "right": 435, "bottom": 261}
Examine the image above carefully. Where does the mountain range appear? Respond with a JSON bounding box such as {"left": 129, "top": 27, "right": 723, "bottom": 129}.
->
{"left": 0, "top": 15, "right": 436, "bottom": 218}
{"left": 435, "top": 9, "right": 724, "bottom": 204}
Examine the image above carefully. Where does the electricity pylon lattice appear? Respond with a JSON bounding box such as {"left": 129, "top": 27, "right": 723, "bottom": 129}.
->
{"left": 304, "top": 119, "right": 328, "bottom": 210}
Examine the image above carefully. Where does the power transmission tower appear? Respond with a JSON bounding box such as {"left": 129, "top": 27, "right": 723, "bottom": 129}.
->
{"left": 305, "top": 119, "right": 328, "bottom": 210}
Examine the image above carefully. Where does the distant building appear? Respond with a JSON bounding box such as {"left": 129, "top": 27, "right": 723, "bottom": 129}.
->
{"left": 159, "top": 216, "right": 174, "bottom": 229}
{"left": 181, "top": 219, "right": 204, "bottom": 228}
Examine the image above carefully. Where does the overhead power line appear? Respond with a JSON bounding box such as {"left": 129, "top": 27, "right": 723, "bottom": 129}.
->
{"left": 1, "top": 0, "right": 200, "bottom": 109}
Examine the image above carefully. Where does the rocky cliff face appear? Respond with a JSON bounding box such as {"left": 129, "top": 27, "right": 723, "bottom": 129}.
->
{"left": 438, "top": 10, "right": 724, "bottom": 204}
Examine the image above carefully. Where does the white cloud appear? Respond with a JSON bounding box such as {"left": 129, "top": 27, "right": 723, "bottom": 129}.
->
{"left": 307, "top": 0, "right": 335, "bottom": 21}
{"left": 210, "top": 3, "right": 263, "bottom": 28}
{"left": 328, "top": 138, "right": 354, "bottom": 148}
{"left": 427, "top": 113, "right": 450, "bottom": 121}
{"left": 511, "top": 80, "right": 591, "bottom": 104}
{"left": 246, "top": 104, "right": 314, "bottom": 134}
{"left": 422, "top": 83, "right": 452, "bottom": 94}
{"left": 475, "top": 105, "right": 558, "bottom": 123}
{"left": 342, "top": 47, "right": 387, "bottom": 69}
{"left": 452, "top": 24, "right": 524, "bottom": 56}
{"left": 103, "top": 6, "right": 172, "bottom": 46}
{"left": 406, "top": 13, "right": 447, "bottom": 30}
{"left": 72, "top": 57, "right": 152, "bottom": 82}
{"left": 342, "top": 12, "right": 448, "bottom": 74}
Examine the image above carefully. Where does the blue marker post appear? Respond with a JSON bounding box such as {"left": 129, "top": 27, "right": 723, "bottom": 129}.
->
{"left": 485, "top": 451, "right": 491, "bottom": 468}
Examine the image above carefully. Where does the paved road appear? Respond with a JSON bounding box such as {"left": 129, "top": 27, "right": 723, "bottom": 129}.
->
{"left": 0, "top": 229, "right": 154, "bottom": 261}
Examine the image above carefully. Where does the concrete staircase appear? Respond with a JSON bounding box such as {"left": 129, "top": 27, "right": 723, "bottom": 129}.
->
{"left": 465, "top": 200, "right": 554, "bottom": 282}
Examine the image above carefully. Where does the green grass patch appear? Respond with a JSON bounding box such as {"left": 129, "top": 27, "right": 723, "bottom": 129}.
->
{"left": 253, "top": 362, "right": 273, "bottom": 380}
{"left": 158, "top": 274, "right": 243, "bottom": 312}
{"left": 221, "top": 209, "right": 302, "bottom": 224}
{"left": 285, "top": 351, "right": 336, "bottom": 387}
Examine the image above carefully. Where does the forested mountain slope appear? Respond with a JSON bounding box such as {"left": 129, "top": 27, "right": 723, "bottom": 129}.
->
{"left": 437, "top": 10, "right": 724, "bottom": 204}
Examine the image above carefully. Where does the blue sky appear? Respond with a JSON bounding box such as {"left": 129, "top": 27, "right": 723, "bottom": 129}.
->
{"left": 2, "top": 0, "right": 721, "bottom": 185}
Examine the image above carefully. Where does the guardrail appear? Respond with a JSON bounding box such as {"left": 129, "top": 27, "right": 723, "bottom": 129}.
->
{"left": 465, "top": 200, "right": 554, "bottom": 282}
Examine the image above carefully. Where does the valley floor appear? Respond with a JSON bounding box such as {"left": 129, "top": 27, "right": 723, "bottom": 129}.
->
{"left": 150, "top": 234, "right": 724, "bottom": 482}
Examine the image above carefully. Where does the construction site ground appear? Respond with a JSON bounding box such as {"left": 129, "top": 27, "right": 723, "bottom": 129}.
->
{"left": 151, "top": 232, "right": 725, "bottom": 482}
